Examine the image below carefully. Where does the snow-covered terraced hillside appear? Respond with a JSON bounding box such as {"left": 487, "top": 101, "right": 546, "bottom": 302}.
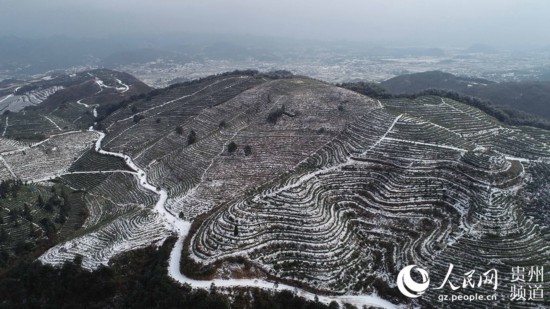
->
{"left": 39, "top": 209, "right": 170, "bottom": 269}
{"left": 26, "top": 75, "right": 550, "bottom": 308}
{"left": 0, "top": 86, "right": 63, "bottom": 112}
{"left": 152, "top": 78, "right": 378, "bottom": 220}
{"left": 0, "top": 69, "right": 152, "bottom": 140}
{"left": 0, "top": 137, "right": 31, "bottom": 153}
{"left": 188, "top": 96, "right": 550, "bottom": 307}
{"left": 3, "top": 131, "right": 97, "bottom": 181}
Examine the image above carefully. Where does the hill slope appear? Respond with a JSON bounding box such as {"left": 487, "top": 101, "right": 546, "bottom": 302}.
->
{"left": 0, "top": 69, "right": 151, "bottom": 141}
{"left": 381, "top": 70, "right": 550, "bottom": 121}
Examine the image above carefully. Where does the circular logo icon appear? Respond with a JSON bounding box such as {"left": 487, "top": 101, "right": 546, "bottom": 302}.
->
{"left": 397, "top": 265, "right": 430, "bottom": 298}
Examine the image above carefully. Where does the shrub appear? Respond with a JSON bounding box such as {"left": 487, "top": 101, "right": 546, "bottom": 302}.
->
{"left": 133, "top": 115, "right": 144, "bottom": 123}
{"left": 228, "top": 142, "right": 237, "bottom": 153}
{"left": 267, "top": 105, "right": 285, "bottom": 124}
{"left": 187, "top": 130, "right": 197, "bottom": 145}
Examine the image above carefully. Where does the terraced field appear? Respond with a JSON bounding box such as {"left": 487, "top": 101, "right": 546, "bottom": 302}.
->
{"left": 0, "top": 86, "right": 64, "bottom": 112}
{"left": 2, "top": 71, "right": 548, "bottom": 308}
{"left": 0, "top": 69, "right": 151, "bottom": 141}
{"left": 2, "top": 131, "right": 98, "bottom": 181}
{"left": 188, "top": 96, "right": 550, "bottom": 307}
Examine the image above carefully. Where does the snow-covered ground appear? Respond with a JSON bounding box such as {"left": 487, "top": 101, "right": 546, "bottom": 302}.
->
{"left": 33, "top": 92, "right": 550, "bottom": 309}
{"left": 3, "top": 130, "right": 97, "bottom": 181}
{"left": 0, "top": 86, "right": 63, "bottom": 112}
{"left": 2, "top": 116, "right": 8, "bottom": 137}
{"left": 43, "top": 115, "right": 63, "bottom": 131}
{"left": 115, "top": 78, "right": 130, "bottom": 93}
{"left": 76, "top": 98, "right": 98, "bottom": 119}
{"left": 35, "top": 125, "right": 400, "bottom": 308}
{"left": 169, "top": 236, "right": 398, "bottom": 309}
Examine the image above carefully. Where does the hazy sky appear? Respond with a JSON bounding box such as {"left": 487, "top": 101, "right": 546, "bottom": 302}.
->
{"left": 2, "top": 0, "right": 549, "bottom": 48}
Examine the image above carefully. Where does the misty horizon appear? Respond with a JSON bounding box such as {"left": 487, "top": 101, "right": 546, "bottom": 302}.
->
{"left": 2, "top": 0, "right": 550, "bottom": 49}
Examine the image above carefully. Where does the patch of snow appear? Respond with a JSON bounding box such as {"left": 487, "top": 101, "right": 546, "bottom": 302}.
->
{"left": 115, "top": 79, "right": 130, "bottom": 93}
{"left": 0, "top": 94, "right": 13, "bottom": 103}
{"left": 43, "top": 115, "right": 63, "bottom": 131}
{"left": 2, "top": 116, "right": 8, "bottom": 137}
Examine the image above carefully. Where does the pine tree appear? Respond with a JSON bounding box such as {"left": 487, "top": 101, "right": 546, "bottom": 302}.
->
{"left": 23, "top": 203, "right": 32, "bottom": 222}
{"left": 187, "top": 130, "right": 197, "bottom": 145}
{"left": 244, "top": 145, "right": 252, "bottom": 156}
{"left": 0, "top": 227, "right": 8, "bottom": 242}
{"left": 37, "top": 195, "right": 45, "bottom": 208}
{"left": 0, "top": 180, "right": 7, "bottom": 198}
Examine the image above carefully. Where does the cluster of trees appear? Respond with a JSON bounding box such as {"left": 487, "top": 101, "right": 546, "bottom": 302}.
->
{"left": 0, "top": 179, "right": 24, "bottom": 199}
{"left": 167, "top": 69, "right": 261, "bottom": 92}
{"left": 0, "top": 187, "right": 69, "bottom": 244}
{"left": 226, "top": 142, "right": 252, "bottom": 156}
{"left": 36, "top": 187, "right": 71, "bottom": 224}
{"left": 175, "top": 127, "right": 198, "bottom": 146}
{"left": 0, "top": 237, "right": 339, "bottom": 309}
{"left": 39, "top": 217, "right": 57, "bottom": 239}
{"left": 337, "top": 82, "right": 392, "bottom": 99}
{"left": 3, "top": 204, "right": 31, "bottom": 228}
{"left": 0, "top": 184, "right": 84, "bottom": 269}
{"left": 262, "top": 70, "right": 294, "bottom": 79}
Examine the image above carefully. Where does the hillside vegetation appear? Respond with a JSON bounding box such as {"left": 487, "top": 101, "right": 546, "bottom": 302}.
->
{"left": 380, "top": 70, "right": 550, "bottom": 121}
